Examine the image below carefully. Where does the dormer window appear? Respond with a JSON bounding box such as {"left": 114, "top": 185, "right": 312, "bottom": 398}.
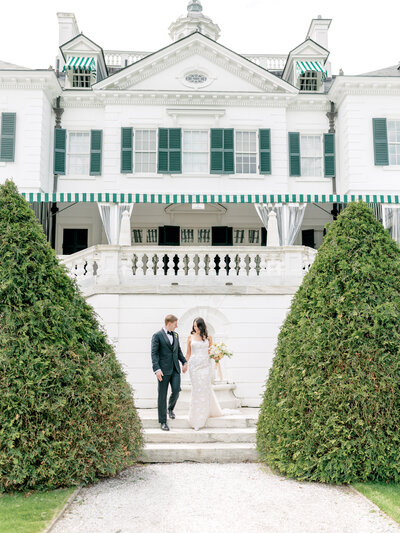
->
{"left": 296, "top": 61, "right": 327, "bottom": 91}
{"left": 72, "top": 67, "right": 92, "bottom": 88}
{"left": 63, "top": 56, "right": 97, "bottom": 88}
{"left": 299, "top": 71, "right": 318, "bottom": 91}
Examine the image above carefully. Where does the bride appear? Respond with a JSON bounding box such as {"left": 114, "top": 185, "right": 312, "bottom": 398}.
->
{"left": 186, "top": 317, "right": 224, "bottom": 430}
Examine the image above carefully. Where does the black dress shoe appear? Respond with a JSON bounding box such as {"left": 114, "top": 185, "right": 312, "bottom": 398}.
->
{"left": 161, "top": 423, "right": 170, "bottom": 431}
{"left": 168, "top": 410, "right": 176, "bottom": 419}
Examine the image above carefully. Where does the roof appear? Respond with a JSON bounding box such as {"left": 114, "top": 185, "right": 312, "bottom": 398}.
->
{"left": 0, "top": 59, "right": 30, "bottom": 70}
{"left": 360, "top": 65, "right": 400, "bottom": 77}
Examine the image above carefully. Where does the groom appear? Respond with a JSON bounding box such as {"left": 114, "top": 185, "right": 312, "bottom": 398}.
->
{"left": 151, "top": 314, "right": 188, "bottom": 431}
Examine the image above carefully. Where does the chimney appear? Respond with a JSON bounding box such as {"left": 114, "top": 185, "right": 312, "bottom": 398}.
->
{"left": 306, "top": 16, "right": 331, "bottom": 50}
{"left": 57, "top": 12, "right": 80, "bottom": 46}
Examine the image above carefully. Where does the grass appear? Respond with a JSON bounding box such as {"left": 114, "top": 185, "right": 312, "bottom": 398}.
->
{"left": 353, "top": 483, "right": 400, "bottom": 525}
{"left": 0, "top": 487, "right": 76, "bottom": 533}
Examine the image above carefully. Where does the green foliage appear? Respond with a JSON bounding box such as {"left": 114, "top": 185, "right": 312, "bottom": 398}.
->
{"left": 0, "top": 181, "right": 143, "bottom": 492}
{"left": 0, "top": 487, "right": 75, "bottom": 533}
{"left": 354, "top": 483, "right": 400, "bottom": 524}
{"left": 257, "top": 202, "right": 400, "bottom": 484}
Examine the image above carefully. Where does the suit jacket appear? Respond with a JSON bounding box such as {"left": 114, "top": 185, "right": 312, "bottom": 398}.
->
{"left": 151, "top": 329, "right": 187, "bottom": 376}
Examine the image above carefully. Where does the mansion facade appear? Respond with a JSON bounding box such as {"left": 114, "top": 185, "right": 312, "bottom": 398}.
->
{"left": 1, "top": 1, "right": 400, "bottom": 407}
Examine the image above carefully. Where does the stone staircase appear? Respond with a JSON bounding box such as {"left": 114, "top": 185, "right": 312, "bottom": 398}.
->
{"left": 138, "top": 407, "right": 259, "bottom": 463}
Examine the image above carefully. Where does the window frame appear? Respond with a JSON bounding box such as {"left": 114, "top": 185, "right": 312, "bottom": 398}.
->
{"left": 182, "top": 129, "right": 209, "bottom": 174}
{"left": 71, "top": 67, "right": 92, "bottom": 88}
{"left": 300, "top": 134, "right": 323, "bottom": 178}
{"left": 387, "top": 120, "right": 400, "bottom": 166}
{"left": 298, "top": 71, "right": 319, "bottom": 92}
{"left": 133, "top": 128, "right": 157, "bottom": 174}
{"left": 67, "top": 131, "right": 91, "bottom": 175}
{"left": 235, "top": 130, "right": 258, "bottom": 175}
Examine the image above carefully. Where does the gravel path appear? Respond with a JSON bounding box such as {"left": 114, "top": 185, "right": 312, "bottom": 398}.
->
{"left": 52, "top": 464, "right": 399, "bottom": 533}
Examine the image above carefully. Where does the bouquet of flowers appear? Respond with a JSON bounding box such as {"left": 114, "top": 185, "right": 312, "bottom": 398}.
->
{"left": 209, "top": 342, "right": 233, "bottom": 362}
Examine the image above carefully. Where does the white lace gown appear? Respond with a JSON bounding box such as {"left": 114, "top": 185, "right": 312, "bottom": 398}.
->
{"left": 188, "top": 338, "right": 223, "bottom": 430}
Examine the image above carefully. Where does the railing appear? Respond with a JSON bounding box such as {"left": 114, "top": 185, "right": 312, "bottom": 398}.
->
{"left": 104, "top": 51, "right": 151, "bottom": 68}
{"left": 103, "top": 51, "right": 286, "bottom": 72}
{"left": 59, "top": 245, "right": 317, "bottom": 289}
{"left": 242, "top": 54, "right": 286, "bottom": 71}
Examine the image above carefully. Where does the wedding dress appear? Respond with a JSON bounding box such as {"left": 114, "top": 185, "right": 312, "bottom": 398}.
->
{"left": 188, "top": 338, "right": 223, "bottom": 430}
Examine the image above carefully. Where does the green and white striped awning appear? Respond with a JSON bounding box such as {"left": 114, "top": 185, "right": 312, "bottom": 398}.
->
{"left": 63, "top": 56, "right": 96, "bottom": 73}
{"left": 296, "top": 61, "right": 327, "bottom": 80}
{"left": 21, "top": 192, "right": 400, "bottom": 205}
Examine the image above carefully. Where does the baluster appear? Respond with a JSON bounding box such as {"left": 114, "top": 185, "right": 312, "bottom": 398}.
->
{"left": 154, "top": 254, "right": 163, "bottom": 276}
{"left": 187, "top": 253, "right": 196, "bottom": 277}
{"left": 166, "top": 254, "right": 175, "bottom": 277}
{"left": 208, "top": 254, "right": 217, "bottom": 277}
{"left": 198, "top": 253, "right": 206, "bottom": 277}
{"left": 135, "top": 252, "right": 145, "bottom": 277}
{"left": 238, "top": 253, "right": 247, "bottom": 277}
{"left": 248, "top": 253, "right": 257, "bottom": 277}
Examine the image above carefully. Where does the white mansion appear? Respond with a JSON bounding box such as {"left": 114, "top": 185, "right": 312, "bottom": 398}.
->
{"left": 1, "top": 1, "right": 400, "bottom": 409}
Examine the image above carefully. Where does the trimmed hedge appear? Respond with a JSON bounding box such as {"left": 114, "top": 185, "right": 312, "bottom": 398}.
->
{"left": 257, "top": 202, "right": 400, "bottom": 483}
{"left": 0, "top": 181, "right": 143, "bottom": 492}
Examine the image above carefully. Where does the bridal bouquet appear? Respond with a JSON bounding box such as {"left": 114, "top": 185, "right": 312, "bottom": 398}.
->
{"left": 209, "top": 342, "right": 233, "bottom": 362}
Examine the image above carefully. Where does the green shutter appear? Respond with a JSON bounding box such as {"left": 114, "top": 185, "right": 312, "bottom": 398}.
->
{"left": 121, "top": 127, "right": 133, "bottom": 173}
{"left": 223, "top": 129, "right": 234, "bottom": 174}
{"left": 324, "top": 133, "right": 335, "bottom": 177}
{"left": 90, "top": 130, "right": 102, "bottom": 175}
{"left": 210, "top": 129, "right": 223, "bottom": 173}
{"left": 0, "top": 113, "right": 16, "bottom": 162}
{"left": 210, "top": 129, "right": 234, "bottom": 174}
{"left": 289, "top": 132, "right": 301, "bottom": 177}
{"left": 168, "top": 128, "right": 181, "bottom": 173}
{"left": 158, "top": 128, "right": 181, "bottom": 173}
{"left": 54, "top": 128, "right": 66, "bottom": 174}
{"left": 373, "top": 118, "right": 389, "bottom": 166}
{"left": 259, "top": 129, "right": 271, "bottom": 174}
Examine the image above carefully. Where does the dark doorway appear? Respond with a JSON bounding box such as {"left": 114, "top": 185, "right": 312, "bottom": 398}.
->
{"left": 212, "top": 226, "right": 233, "bottom": 246}
{"left": 62, "top": 228, "right": 88, "bottom": 255}
{"left": 302, "top": 229, "right": 315, "bottom": 249}
{"left": 158, "top": 226, "right": 180, "bottom": 246}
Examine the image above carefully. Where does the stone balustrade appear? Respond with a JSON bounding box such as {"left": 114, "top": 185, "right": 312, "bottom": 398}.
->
{"left": 104, "top": 51, "right": 286, "bottom": 71}
{"left": 59, "top": 245, "right": 317, "bottom": 290}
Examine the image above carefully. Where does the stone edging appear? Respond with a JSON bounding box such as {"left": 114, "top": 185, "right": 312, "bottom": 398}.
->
{"left": 43, "top": 485, "right": 83, "bottom": 533}
{"left": 348, "top": 485, "right": 400, "bottom": 528}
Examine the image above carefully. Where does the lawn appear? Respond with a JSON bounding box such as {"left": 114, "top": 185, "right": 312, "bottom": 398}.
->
{"left": 0, "top": 487, "right": 76, "bottom": 533}
{"left": 353, "top": 483, "right": 400, "bottom": 525}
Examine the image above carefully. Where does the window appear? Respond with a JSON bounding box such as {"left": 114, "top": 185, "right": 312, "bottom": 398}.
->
{"left": 236, "top": 131, "right": 257, "bottom": 174}
{"left": 299, "top": 71, "right": 318, "bottom": 91}
{"left": 134, "top": 129, "right": 157, "bottom": 172}
{"left": 300, "top": 135, "right": 322, "bottom": 177}
{"left": 198, "top": 229, "right": 210, "bottom": 244}
{"left": 234, "top": 229, "right": 245, "bottom": 244}
{"left": 132, "top": 229, "right": 143, "bottom": 244}
{"left": 185, "top": 73, "right": 207, "bottom": 84}
{"left": 67, "top": 132, "right": 90, "bottom": 174}
{"left": 248, "top": 229, "right": 260, "bottom": 244}
{"left": 146, "top": 229, "right": 158, "bottom": 244}
{"left": 62, "top": 229, "right": 88, "bottom": 255}
{"left": 181, "top": 229, "right": 194, "bottom": 244}
{"left": 72, "top": 68, "right": 92, "bottom": 88}
{"left": 183, "top": 130, "right": 208, "bottom": 173}
{"left": 388, "top": 120, "right": 400, "bottom": 165}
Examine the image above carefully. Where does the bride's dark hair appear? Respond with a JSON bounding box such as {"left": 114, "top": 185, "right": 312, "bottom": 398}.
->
{"left": 191, "top": 317, "right": 208, "bottom": 340}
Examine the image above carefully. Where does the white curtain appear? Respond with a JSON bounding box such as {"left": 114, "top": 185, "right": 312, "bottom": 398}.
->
{"left": 255, "top": 203, "right": 306, "bottom": 246}
{"left": 383, "top": 205, "right": 400, "bottom": 246}
{"left": 276, "top": 203, "right": 306, "bottom": 246}
{"left": 97, "top": 203, "right": 134, "bottom": 244}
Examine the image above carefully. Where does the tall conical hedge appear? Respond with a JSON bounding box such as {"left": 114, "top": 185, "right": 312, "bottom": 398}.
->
{"left": 0, "top": 181, "right": 143, "bottom": 492}
{"left": 257, "top": 202, "right": 400, "bottom": 484}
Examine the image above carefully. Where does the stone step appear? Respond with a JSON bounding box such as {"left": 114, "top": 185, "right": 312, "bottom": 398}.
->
{"left": 144, "top": 427, "right": 256, "bottom": 444}
{"left": 138, "top": 408, "right": 258, "bottom": 429}
{"left": 140, "top": 443, "right": 258, "bottom": 463}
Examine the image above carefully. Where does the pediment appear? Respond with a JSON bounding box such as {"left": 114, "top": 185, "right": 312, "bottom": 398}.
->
{"left": 60, "top": 34, "right": 102, "bottom": 58}
{"left": 282, "top": 38, "right": 329, "bottom": 81}
{"left": 94, "top": 32, "right": 297, "bottom": 95}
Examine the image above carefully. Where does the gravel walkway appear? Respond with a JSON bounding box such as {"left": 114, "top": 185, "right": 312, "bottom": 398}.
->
{"left": 52, "top": 464, "right": 399, "bottom": 533}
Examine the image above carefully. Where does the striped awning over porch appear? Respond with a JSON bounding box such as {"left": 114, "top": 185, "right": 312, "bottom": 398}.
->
{"left": 296, "top": 61, "right": 327, "bottom": 80}
{"left": 62, "top": 57, "right": 96, "bottom": 72}
{"left": 22, "top": 192, "right": 400, "bottom": 205}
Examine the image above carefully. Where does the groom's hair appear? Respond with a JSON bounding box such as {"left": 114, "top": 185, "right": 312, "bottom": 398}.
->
{"left": 165, "top": 314, "right": 178, "bottom": 325}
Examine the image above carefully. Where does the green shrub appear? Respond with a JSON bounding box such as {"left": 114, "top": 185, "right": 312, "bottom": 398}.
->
{"left": 0, "top": 181, "right": 143, "bottom": 492}
{"left": 257, "top": 202, "right": 400, "bottom": 483}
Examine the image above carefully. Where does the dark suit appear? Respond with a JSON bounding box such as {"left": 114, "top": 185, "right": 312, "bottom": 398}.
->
{"left": 151, "top": 329, "right": 187, "bottom": 424}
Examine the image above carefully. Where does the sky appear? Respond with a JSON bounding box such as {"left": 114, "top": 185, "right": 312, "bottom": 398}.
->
{"left": 2, "top": 0, "right": 399, "bottom": 75}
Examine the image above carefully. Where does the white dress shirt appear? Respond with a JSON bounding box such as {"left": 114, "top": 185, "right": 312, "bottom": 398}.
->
{"left": 163, "top": 326, "right": 174, "bottom": 344}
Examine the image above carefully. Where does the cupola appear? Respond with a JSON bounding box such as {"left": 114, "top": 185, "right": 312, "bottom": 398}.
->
{"left": 169, "top": 1, "right": 221, "bottom": 42}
